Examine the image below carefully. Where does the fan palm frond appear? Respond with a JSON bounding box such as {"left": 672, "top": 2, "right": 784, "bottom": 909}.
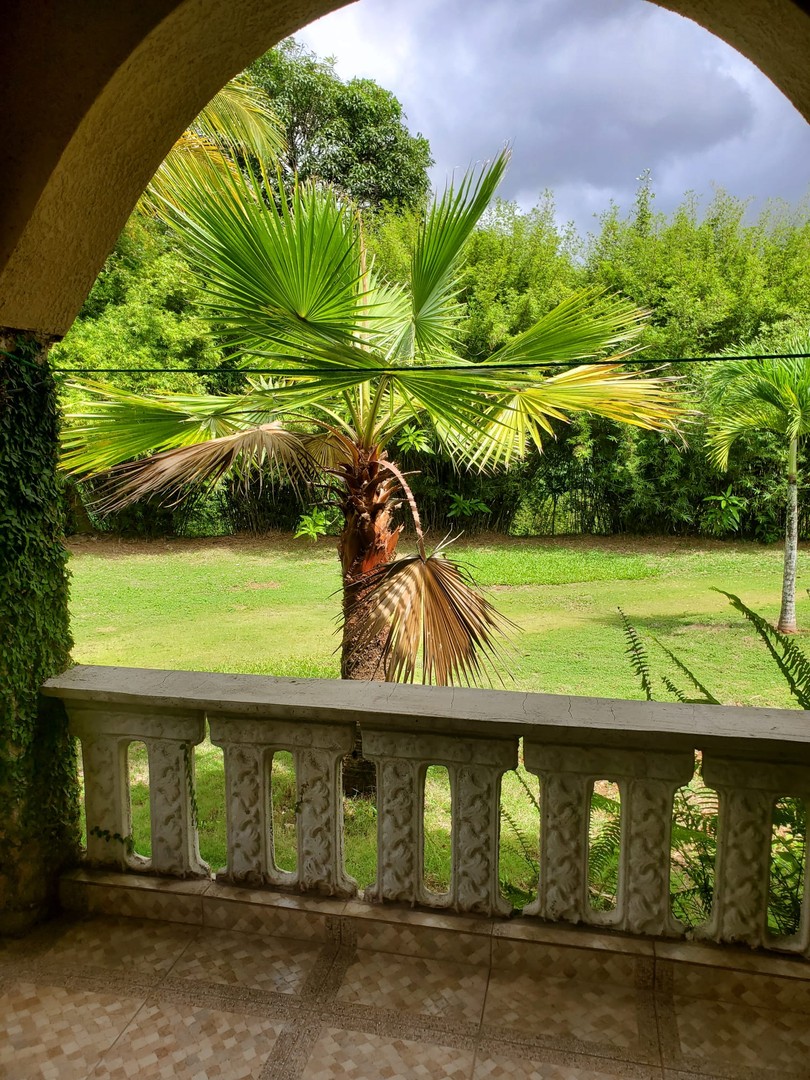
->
{"left": 89, "top": 423, "right": 313, "bottom": 512}
{"left": 142, "top": 75, "right": 284, "bottom": 213}
{"left": 62, "top": 382, "right": 275, "bottom": 475}
{"left": 345, "top": 541, "right": 516, "bottom": 686}
{"left": 407, "top": 150, "right": 510, "bottom": 358}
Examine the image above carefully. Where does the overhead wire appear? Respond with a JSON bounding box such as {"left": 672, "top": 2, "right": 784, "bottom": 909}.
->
{"left": 6, "top": 351, "right": 810, "bottom": 376}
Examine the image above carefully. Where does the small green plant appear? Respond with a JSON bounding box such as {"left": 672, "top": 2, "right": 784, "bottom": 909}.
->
{"left": 395, "top": 425, "right": 433, "bottom": 455}
{"left": 89, "top": 825, "right": 135, "bottom": 856}
{"left": 446, "top": 493, "right": 491, "bottom": 519}
{"left": 294, "top": 507, "right": 337, "bottom": 541}
{"left": 701, "top": 485, "right": 747, "bottom": 536}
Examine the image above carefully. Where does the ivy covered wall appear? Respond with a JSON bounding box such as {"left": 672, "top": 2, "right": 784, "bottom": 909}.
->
{"left": 0, "top": 331, "right": 79, "bottom": 933}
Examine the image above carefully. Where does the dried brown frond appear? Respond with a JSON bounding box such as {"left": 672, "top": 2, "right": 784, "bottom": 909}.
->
{"left": 345, "top": 543, "right": 516, "bottom": 686}
{"left": 91, "top": 424, "right": 313, "bottom": 513}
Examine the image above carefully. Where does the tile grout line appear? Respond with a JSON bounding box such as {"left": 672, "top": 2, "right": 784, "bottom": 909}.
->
{"left": 74, "top": 918, "right": 204, "bottom": 1080}
{"left": 469, "top": 932, "right": 495, "bottom": 1080}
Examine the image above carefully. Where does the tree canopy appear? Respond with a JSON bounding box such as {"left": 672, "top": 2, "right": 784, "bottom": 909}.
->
{"left": 249, "top": 39, "right": 433, "bottom": 211}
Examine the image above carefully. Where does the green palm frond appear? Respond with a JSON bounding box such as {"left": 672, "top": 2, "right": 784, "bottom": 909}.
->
{"left": 159, "top": 169, "right": 380, "bottom": 353}
{"left": 408, "top": 150, "right": 510, "bottom": 358}
{"left": 345, "top": 541, "right": 516, "bottom": 686}
{"left": 484, "top": 290, "right": 647, "bottom": 367}
{"left": 193, "top": 77, "right": 285, "bottom": 161}
{"left": 142, "top": 75, "right": 284, "bottom": 214}
{"left": 705, "top": 334, "right": 810, "bottom": 467}
{"left": 61, "top": 382, "right": 274, "bottom": 475}
{"left": 463, "top": 363, "right": 684, "bottom": 470}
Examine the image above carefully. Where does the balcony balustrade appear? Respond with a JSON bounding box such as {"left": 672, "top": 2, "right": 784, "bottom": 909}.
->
{"left": 43, "top": 664, "right": 810, "bottom": 955}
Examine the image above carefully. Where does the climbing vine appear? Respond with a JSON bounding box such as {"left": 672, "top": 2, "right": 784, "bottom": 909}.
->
{"left": 0, "top": 332, "right": 78, "bottom": 930}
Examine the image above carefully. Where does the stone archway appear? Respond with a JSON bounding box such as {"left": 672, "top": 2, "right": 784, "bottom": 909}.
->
{"left": 2, "top": 0, "right": 810, "bottom": 931}
{"left": 2, "top": 0, "right": 810, "bottom": 336}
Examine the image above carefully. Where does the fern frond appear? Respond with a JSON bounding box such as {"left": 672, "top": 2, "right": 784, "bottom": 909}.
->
{"left": 618, "top": 608, "right": 653, "bottom": 700}
{"left": 500, "top": 801, "right": 539, "bottom": 875}
{"left": 661, "top": 675, "right": 689, "bottom": 702}
{"left": 714, "top": 590, "right": 810, "bottom": 709}
{"left": 653, "top": 639, "right": 720, "bottom": 704}
{"left": 513, "top": 767, "right": 541, "bottom": 814}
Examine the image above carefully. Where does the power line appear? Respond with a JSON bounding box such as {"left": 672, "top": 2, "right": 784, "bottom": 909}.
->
{"left": 9, "top": 351, "right": 810, "bottom": 376}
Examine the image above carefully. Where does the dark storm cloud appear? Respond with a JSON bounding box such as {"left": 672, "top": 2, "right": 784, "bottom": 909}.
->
{"left": 300, "top": 0, "right": 810, "bottom": 228}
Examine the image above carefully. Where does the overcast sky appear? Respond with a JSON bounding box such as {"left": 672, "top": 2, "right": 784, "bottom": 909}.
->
{"left": 297, "top": 0, "right": 810, "bottom": 233}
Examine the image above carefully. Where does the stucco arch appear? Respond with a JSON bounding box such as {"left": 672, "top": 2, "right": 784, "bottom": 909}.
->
{"left": 1, "top": 0, "right": 809, "bottom": 336}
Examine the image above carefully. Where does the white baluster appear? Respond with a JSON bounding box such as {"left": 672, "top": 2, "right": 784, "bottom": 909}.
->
{"left": 70, "top": 703, "right": 206, "bottom": 875}
{"left": 210, "top": 714, "right": 357, "bottom": 897}
{"left": 523, "top": 742, "right": 692, "bottom": 933}
{"left": 363, "top": 728, "right": 517, "bottom": 915}
{"left": 700, "top": 756, "right": 810, "bottom": 949}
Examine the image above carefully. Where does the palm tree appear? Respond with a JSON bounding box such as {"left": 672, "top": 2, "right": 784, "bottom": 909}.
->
{"left": 140, "top": 75, "right": 285, "bottom": 212}
{"left": 705, "top": 335, "right": 810, "bottom": 633}
{"left": 63, "top": 150, "right": 683, "bottom": 683}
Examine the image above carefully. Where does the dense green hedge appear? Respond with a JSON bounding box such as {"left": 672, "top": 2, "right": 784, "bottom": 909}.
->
{"left": 0, "top": 334, "right": 78, "bottom": 931}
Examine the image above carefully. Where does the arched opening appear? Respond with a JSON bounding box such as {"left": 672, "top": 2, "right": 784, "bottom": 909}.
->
{"left": 3, "top": 0, "right": 810, "bottom": 933}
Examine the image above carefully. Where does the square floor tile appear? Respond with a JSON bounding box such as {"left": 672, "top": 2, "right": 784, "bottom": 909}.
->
{"left": 300, "top": 1026, "right": 474, "bottom": 1079}
{"left": 473, "top": 1049, "right": 660, "bottom": 1078}
{"left": 336, "top": 951, "right": 488, "bottom": 1024}
{"left": 0, "top": 980, "right": 143, "bottom": 1079}
{"left": 169, "top": 928, "right": 323, "bottom": 994}
{"left": 667, "top": 995, "right": 810, "bottom": 1074}
{"left": 483, "top": 969, "right": 650, "bottom": 1056}
{"left": 352, "top": 920, "right": 491, "bottom": 966}
{"left": 42, "top": 916, "right": 196, "bottom": 977}
{"left": 90, "top": 999, "right": 284, "bottom": 1078}
{"left": 665, "top": 961, "right": 810, "bottom": 1015}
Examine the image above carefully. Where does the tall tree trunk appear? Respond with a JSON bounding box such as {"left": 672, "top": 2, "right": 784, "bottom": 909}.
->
{"left": 778, "top": 436, "right": 799, "bottom": 634}
{"left": 337, "top": 446, "right": 402, "bottom": 793}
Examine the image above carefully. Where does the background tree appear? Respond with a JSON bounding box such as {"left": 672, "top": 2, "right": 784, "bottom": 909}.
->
{"left": 705, "top": 334, "right": 810, "bottom": 633}
{"left": 63, "top": 152, "right": 682, "bottom": 685}
{"left": 249, "top": 39, "right": 433, "bottom": 211}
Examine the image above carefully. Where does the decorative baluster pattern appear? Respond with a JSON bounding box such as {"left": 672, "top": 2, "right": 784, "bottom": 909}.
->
{"left": 523, "top": 742, "right": 692, "bottom": 933}
{"left": 522, "top": 746, "right": 590, "bottom": 923}
{"left": 618, "top": 752, "right": 694, "bottom": 936}
{"left": 146, "top": 730, "right": 209, "bottom": 877}
{"left": 210, "top": 714, "right": 357, "bottom": 897}
{"left": 364, "top": 755, "right": 421, "bottom": 904}
{"left": 217, "top": 742, "right": 271, "bottom": 886}
{"left": 79, "top": 736, "right": 133, "bottom": 870}
{"left": 363, "top": 729, "right": 517, "bottom": 915}
{"left": 69, "top": 704, "right": 206, "bottom": 875}
{"left": 47, "top": 664, "right": 810, "bottom": 959}
{"left": 296, "top": 743, "right": 354, "bottom": 894}
{"left": 701, "top": 756, "right": 810, "bottom": 949}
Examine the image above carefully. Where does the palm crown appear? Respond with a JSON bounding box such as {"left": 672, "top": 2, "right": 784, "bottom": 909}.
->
{"left": 705, "top": 334, "right": 810, "bottom": 634}
{"left": 64, "top": 147, "right": 683, "bottom": 684}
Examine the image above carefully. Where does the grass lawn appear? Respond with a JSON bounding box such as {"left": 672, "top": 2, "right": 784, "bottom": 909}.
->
{"left": 69, "top": 531, "right": 809, "bottom": 902}
{"left": 69, "top": 531, "right": 809, "bottom": 706}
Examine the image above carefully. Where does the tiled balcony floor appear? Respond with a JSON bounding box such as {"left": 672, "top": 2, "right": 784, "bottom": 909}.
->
{"left": 2, "top": 908, "right": 809, "bottom": 1080}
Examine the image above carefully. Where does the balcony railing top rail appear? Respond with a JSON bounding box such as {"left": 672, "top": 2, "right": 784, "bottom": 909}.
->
{"left": 44, "top": 663, "right": 810, "bottom": 760}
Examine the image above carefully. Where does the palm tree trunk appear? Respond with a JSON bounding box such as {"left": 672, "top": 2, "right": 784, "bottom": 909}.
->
{"left": 778, "top": 436, "right": 799, "bottom": 634}
{"left": 337, "top": 447, "right": 402, "bottom": 793}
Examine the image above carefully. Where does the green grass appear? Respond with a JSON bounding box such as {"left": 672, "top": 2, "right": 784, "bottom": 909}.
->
{"left": 69, "top": 531, "right": 810, "bottom": 902}
{"left": 69, "top": 531, "right": 810, "bottom": 706}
